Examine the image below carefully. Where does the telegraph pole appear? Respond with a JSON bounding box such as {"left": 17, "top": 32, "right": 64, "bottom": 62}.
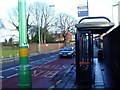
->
{"left": 18, "top": 0, "right": 32, "bottom": 88}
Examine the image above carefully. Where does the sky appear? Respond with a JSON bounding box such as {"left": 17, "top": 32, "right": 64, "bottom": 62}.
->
{"left": 0, "top": 0, "right": 120, "bottom": 25}
{"left": 0, "top": 0, "right": 120, "bottom": 42}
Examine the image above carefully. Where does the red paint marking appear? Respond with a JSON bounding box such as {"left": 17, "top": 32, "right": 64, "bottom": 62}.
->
{"left": 2, "top": 58, "right": 74, "bottom": 88}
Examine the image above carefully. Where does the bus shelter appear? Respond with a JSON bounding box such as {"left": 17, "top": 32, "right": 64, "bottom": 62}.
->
{"left": 75, "top": 17, "right": 114, "bottom": 85}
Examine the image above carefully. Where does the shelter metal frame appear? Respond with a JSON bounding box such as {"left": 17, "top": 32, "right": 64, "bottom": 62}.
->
{"left": 75, "top": 16, "right": 114, "bottom": 85}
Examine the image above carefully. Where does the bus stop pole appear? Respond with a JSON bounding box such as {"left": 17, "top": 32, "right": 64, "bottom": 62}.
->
{"left": 18, "top": 0, "right": 32, "bottom": 88}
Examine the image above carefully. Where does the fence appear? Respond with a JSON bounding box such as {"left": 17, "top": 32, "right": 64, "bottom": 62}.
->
{"left": 103, "top": 25, "right": 120, "bottom": 79}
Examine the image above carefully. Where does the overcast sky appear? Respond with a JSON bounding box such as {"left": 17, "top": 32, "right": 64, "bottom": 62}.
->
{"left": 0, "top": 0, "right": 120, "bottom": 42}
{"left": 0, "top": 0, "right": 119, "bottom": 20}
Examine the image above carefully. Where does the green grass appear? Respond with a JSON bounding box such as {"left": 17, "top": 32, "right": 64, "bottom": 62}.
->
{"left": 0, "top": 46, "right": 19, "bottom": 58}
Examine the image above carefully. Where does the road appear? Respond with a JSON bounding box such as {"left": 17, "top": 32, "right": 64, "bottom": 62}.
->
{"left": 1, "top": 51, "right": 75, "bottom": 89}
{"left": 1, "top": 51, "right": 59, "bottom": 79}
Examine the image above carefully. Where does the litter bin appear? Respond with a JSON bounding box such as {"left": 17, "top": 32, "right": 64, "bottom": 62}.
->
{"left": 98, "top": 49, "right": 103, "bottom": 61}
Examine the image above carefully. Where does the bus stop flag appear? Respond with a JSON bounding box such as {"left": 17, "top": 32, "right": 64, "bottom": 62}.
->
{"left": 77, "top": 0, "right": 88, "bottom": 17}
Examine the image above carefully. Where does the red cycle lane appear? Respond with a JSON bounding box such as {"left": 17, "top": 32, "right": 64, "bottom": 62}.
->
{"left": 2, "top": 58, "right": 74, "bottom": 89}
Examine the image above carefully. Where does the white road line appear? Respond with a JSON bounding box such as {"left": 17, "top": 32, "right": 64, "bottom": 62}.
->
{"left": 0, "top": 76, "right": 4, "bottom": 79}
{"left": 34, "top": 70, "right": 45, "bottom": 77}
{"left": 1, "top": 55, "right": 57, "bottom": 73}
{"left": 31, "top": 66, "right": 38, "bottom": 70}
{"left": 0, "top": 68, "right": 14, "bottom": 73}
{"left": 41, "top": 71, "right": 59, "bottom": 78}
{"left": 30, "top": 61, "right": 36, "bottom": 64}
{"left": 50, "top": 65, "right": 56, "bottom": 68}
{"left": 7, "top": 73, "right": 18, "bottom": 79}
{"left": 15, "top": 69, "right": 18, "bottom": 70}
{"left": 0, "top": 66, "right": 19, "bottom": 73}
{"left": 50, "top": 55, "right": 56, "bottom": 58}
{"left": 49, "top": 71, "right": 59, "bottom": 78}
{"left": 54, "top": 65, "right": 61, "bottom": 69}
{"left": 30, "top": 59, "right": 43, "bottom": 64}
{"left": 44, "top": 58, "right": 57, "bottom": 65}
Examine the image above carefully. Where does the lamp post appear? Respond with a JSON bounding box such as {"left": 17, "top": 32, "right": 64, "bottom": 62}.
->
{"left": 18, "top": 0, "right": 32, "bottom": 88}
{"left": 112, "top": 2, "right": 120, "bottom": 26}
{"left": 112, "top": 3, "right": 119, "bottom": 22}
{"left": 37, "top": 4, "right": 55, "bottom": 54}
{"left": 38, "top": 17, "right": 41, "bottom": 54}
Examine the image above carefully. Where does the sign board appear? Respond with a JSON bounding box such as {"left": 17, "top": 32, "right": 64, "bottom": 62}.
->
{"left": 77, "top": 0, "right": 88, "bottom": 17}
{"left": 78, "top": 10, "right": 88, "bottom": 17}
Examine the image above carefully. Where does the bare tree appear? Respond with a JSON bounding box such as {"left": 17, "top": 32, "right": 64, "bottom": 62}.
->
{"left": 30, "top": 2, "right": 55, "bottom": 43}
{"left": 8, "top": 5, "right": 32, "bottom": 30}
{"left": 0, "top": 19, "right": 5, "bottom": 29}
{"left": 7, "top": 2, "right": 55, "bottom": 43}
{"left": 7, "top": 5, "right": 33, "bottom": 42}
{"left": 54, "top": 13, "right": 77, "bottom": 45}
{"left": 8, "top": 7, "right": 19, "bottom": 30}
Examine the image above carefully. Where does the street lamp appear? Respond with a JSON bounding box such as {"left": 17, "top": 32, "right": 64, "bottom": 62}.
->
{"left": 18, "top": 0, "right": 32, "bottom": 88}
{"left": 38, "top": 16, "right": 41, "bottom": 54}
{"left": 112, "top": 3, "right": 119, "bottom": 22}
{"left": 112, "top": 1, "right": 120, "bottom": 26}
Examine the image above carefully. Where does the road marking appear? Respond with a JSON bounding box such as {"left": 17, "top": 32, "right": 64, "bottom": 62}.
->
{"left": 0, "top": 66, "right": 19, "bottom": 73}
{"left": 50, "top": 55, "right": 56, "bottom": 58}
{"left": 15, "top": 68, "right": 18, "bottom": 70}
{"left": 61, "top": 65, "right": 67, "bottom": 69}
{"left": 44, "top": 58, "right": 57, "bottom": 65}
{"left": 49, "top": 71, "right": 59, "bottom": 78}
{"left": 34, "top": 70, "right": 45, "bottom": 77}
{"left": 30, "top": 61, "right": 36, "bottom": 64}
{"left": 50, "top": 65, "right": 56, "bottom": 68}
{"left": 0, "top": 68, "right": 14, "bottom": 73}
{"left": 54, "top": 65, "right": 61, "bottom": 69}
{"left": 0, "top": 76, "right": 4, "bottom": 79}
{"left": 41, "top": 71, "right": 59, "bottom": 78}
{"left": 7, "top": 73, "right": 18, "bottom": 79}
{"left": 1, "top": 55, "right": 57, "bottom": 74}
{"left": 31, "top": 66, "right": 38, "bottom": 70}
{"left": 42, "top": 65, "right": 51, "bottom": 68}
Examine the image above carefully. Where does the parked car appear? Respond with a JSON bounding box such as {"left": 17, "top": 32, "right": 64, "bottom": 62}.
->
{"left": 59, "top": 46, "right": 75, "bottom": 58}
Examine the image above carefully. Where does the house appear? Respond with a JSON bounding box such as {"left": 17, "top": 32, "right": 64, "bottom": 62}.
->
{"left": 53, "top": 31, "right": 75, "bottom": 44}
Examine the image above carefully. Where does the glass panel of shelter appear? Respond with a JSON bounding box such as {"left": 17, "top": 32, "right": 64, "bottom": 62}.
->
{"left": 78, "top": 31, "right": 93, "bottom": 66}
{"left": 75, "top": 30, "right": 93, "bottom": 84}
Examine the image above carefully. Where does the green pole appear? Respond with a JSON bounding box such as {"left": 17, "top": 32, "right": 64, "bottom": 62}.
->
{"left": 38, "top": 17, "right": 41, "bottom": 53}
{"left": 18, "top": 0, "right": 32, "bottom": 88}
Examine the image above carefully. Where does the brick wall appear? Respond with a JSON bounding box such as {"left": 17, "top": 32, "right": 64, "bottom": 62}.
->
{"left": 29, "top": 43, "right": 64, "bottom": 54}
